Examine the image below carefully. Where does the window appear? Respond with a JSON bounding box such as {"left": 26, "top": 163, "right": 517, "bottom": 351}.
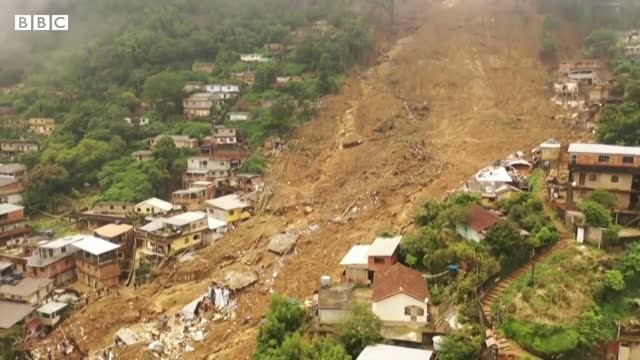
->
{"left": 61, "top": 247, "right": 66, "bottom": 253}
{"left": 184, "top": 237, "right": 190, "bottom": 244}
{"left": 110, "top": 205, "right": 114, "bottom": 210}
{"left": 122, "top": 205, "right": 126, "bottom": 210}
{"left": 373, "top": 257, "right": 385, "bottom": 264}
{"left": 589, "top": 174, "right": 597, "bottom": 182}
{"left": 611, "top": 176, "right": 619, "bottom": 183}
{"left": 417, "top": 307, "right": 425, "bottom": 316}
{"left": 598, "top": 155, "right": 610, "bottom": 163}
{"left": 623, "top": 156, "right": 635, "bottom": 164}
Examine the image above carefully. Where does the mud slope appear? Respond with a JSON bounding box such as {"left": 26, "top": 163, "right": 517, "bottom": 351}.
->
{"left": 32, "top": 0, "right": 589, "bottom": 359}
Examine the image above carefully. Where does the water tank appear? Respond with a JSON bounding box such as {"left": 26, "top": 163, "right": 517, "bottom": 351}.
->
{"left": 447, "top": 264, "right": 459, "bottom": 275}
{"left": 320, "top": 275, "right": 331, "bottom": 288}
{"left": 433, "top": 336, "right": 445, "bottom": 352}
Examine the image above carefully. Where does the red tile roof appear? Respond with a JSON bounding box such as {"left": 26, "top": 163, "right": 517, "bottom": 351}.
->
{"left": 372, "top": 263, "right": 429, "bottom": 302}
{"left": 467, "top": 204, "right": 500, "bottom": 233}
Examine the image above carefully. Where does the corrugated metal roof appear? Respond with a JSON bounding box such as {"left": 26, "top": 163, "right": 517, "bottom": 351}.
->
{"left": 72, "top": 236, "right": 120, "bottom": 255}
{"left": 568, "top": 143, "right": 640, "bottom": 156}
{"left": 340, "top": 245, "right": 370, "bottom": 266}
{"left": 164, "top": 212, "right": 206, "bottom": 226}
{"left": 206, "top": 194, "right": 250, "bottom": 211}
{"left": 357, "top": 344, "right": 433, "bottom": 360}
{"left": 368, "top": 236, "right": 401, "bottom": 257}
{"left": 136, "top": 197, "right": 173, "bottom": 211}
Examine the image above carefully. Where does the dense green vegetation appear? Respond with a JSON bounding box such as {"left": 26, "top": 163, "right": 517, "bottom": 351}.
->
{"left": 401, "top": 172, "right": 558, "bottom": 311}
{"left": 497, "top": 242, "right": 640, "bottom": 358}
{"left": 0, "top": 0, "right": 372, "bottom": 211}
{"left": 253, "top": 295, "right": 383, "bottom": 359}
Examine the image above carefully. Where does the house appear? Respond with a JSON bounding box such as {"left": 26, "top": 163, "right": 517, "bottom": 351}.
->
{"left": 367, "top": 236, "right": 401, "bottom": 275}
{"left": 141, "top": 212, "right": 208, "bottom": 255}
{"left": 132, "top": 150, "right": 153, "bottom": 162}
{"left": 231, "top": 71, "right": 256, "bottom": 85}
{"left": 475, "top": 166, "right": 513, "bottom": 185}
{"left": 94, "top": 224, "right": 134, "bottom": 272}
{"left": 227, "top": 111, "right": 252, "bottom": 122}
{"left": 318, "top": 284, "right": 353, "bottom": 324}
{"left": 625, "top": 45, "right": 640, "bottom": 58}
{"left": 540, "top": 138, "right": 562, "bottom": 166}
{"left": 0, "top": 204, "right": 29, "bottom": 246}
{"left": 135, "top": 197, "right": 176, "bottom": 217}
{"left": 568, "top": 143, "right": 640, "bottom": 211}
{"left": 0, "top": 301, "right": 36, "bottom": 329}
{"left": 172, "top": 181, "right": 216, "bottom": 211}
{"left": 72, "top": 202, "right": 133, "bottom": 229}
{"left": 192, "top": 62, "right": 215, "bottom": 74}
{"left": 0, "top": 177, "right": 24, "bottom": 204}
{"left": 312, "top": 20, "right": 331, "bottom": 32}
{"left": 275, "top": 76, "right": 302, "bottom": 87}
{"left": 357, "top": 344, "right": 433, "bottom": 360}
{"left": 613, "top": 320, "right": 640, "bottom": 360}
{"left": 212, "top": 126, "right": 237, "bottom": 145}
{"left": 206, "top": 194, "right": 252, "bottom": 223}
{"left": 461, "top": 180, "right": 522, "bottom": 206}
{"left": 26, "top": 235, "right": 81, "bottom": 285}
{"left": 558, "top": 60, "right": 601, "bottom": 76}
{"left": 0, "top": 163, "right": 27, "bottom": 181}
{"left": 124, "top": 117, "right": 150, "bottom": 127}
{"left": 619, "top": 30, "right": 640, "bottom": 45}
{"left": 36, "top": 301, "right": 68, "bottom": 327}
{"left": 183, "top": 82, "right": 206, "bottom": 93}
{"left": 28, "top": 118, "right": 57, "bottom": 136}
{"left": 240, "top": 54, "right": 270, "bottom": 63}
{"left": 552, "top": 81, "right": 579, "bottom": 96}
{"left": 590, "top": 84, "right": 610, "bottom": 103}
{"left": 568, "top": 69, "right": 600, "bottom": 85}
{"left": 184, "top": 156, "right": 233, "bottom": 184}
{"left": 456, "top": 204, "right": 501, "bottom": 242}
{"left": 371, "top": 263, "right": 430, "bottom": 324}
{"left": 264, "top": 43, "right": 285, "bottom": 53}
{"left": 205, "top": 216, "right": 227, "bottom": 243}
{"left": 230, "top": 173, "right": 263, "bottom": 192}
{"left": 183, "top": 92, "right": 222, "bottom": 119}
{"left": 340, "top": 245, "right": 370, "bottom": 284}
{"left": 205, "top": 84, "right": 240, "bottom": 99}
{"left": 0, "top": 278, "right": 53, "bottom": 305}
{"left": 0, "top": 139, "right": 39, "bottom": 154}
{"left": 72, "top": 236, "right": 120, "bottom": 289}
{"left": 150, "top": 135, "right": 199, "bottom": 149}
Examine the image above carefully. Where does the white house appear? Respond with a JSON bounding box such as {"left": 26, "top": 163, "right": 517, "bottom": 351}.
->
{"left": 371, "top": 263, "right": 430, "bottom": 324}
{"left": 240, "top": 54, "right": 270, "bottom": 63}
{"left": 134, "top": 197, "right": 176, "bottom": 217}
{"left": 455, "top": 204, "right": 501, "bottom": 242}
{"left": 357, "top": 344, "right": 433, "bottom": 360}
{"left": 340, "top": 245, "right": 370, "bottom": 284}
{"left": 205, "top": 84, "right": 240, "bottom": 100}
{"left": 36, "top": 301, "right": 68, "bottom": 327}
{"left": 227, "top": 112, "right": 252, "bottom": 122}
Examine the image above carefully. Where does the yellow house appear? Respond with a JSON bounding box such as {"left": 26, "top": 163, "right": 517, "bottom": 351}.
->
{"left": 206, "top": 194, "right": 252, "bottom": 223}
{"left": 138, "top": 212, "right": 208, "bottom": 255}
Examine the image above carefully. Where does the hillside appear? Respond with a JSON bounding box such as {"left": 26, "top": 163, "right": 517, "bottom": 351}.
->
{"left": 28, "top": 0, "right": 593, "bottom": 359}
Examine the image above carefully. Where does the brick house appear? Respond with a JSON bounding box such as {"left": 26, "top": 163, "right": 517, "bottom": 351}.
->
{"left": 72, "top": 236, "right": 121, "bottom": 289}
{"left": 567, "top": 143, "right": 640, "bottom": 211}
{"left": 172, "top": 181, "right": 216, "bottom": 211}
{"left": 0, "top": 177, "right": 24, "bottom": 204}
{"left": 367, "top": 236, "right": 401, "bottom": 277}
{"left": 26, "top": 235, "right": 81, "bottom": 285}
{"left": 0, "top": 163, "right": 27, "bottom": 182}
{"left": 0, "top": 204, "right": 29, "bottom": 246}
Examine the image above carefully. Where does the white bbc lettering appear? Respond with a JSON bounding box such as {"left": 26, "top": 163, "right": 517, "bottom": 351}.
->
{"left": 14, "top": 15, "right": 68, "bottom": 31}
{"left": 33, "top": 15, "right": 51, "bottom": 31}
{"left": 52, "top": 15, "right": 68, "bottom": 31}
{"left": 14, "top": 15, "right": 31, "bottom": 31}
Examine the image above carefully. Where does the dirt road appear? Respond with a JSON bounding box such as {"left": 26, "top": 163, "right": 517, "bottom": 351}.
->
{"left": 31, "top": 0, "right": 589, "bottom": 359}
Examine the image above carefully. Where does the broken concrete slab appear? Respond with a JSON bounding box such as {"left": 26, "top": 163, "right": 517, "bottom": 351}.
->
{"left": 224, "top": 270, "right": 258, "bottom": 291}
{"left": 268, "top": 230, "right": 300, "bottom": 255}
{"left": 114, "top": 328, "right": 139, "bottom": 346}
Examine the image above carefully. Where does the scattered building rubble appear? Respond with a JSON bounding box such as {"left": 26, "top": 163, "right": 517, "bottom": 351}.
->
{"left": 223, "top": 270, "right": 258, "bottom": 290}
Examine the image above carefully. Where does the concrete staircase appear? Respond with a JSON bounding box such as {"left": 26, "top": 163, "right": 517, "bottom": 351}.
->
{"left": 480, "top": 237, "right": 572, "bottom": 358}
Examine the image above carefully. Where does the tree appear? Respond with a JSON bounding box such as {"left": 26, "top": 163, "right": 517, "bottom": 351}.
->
{"left": 586, "top": 190, "right": 617, "bottom": 209}
{"left": 305, "top": 338, "right": 351, "bottom": 360}
{"left": 620, "top": 243, "right": 640, "bottom": 280}
{"left": 241, "top": 154, "right": 268, "bottom": 174}
{"left": 483, "top": 220, "right": 523, "bottom": 257}
{"left": 336, "top": 304, "right": 383, "bottom": 357}
{"left": 142, "top": 71, "right": 185, "bottom": 110}
{"left": 604, "top": 269, "right": 625, "bottom": 292}
{"left": 585, "top": 28, "right": 618, "bottom": 58}
{"left": 578, "top": 200, "right": 612, "bottom": 228}
{"left": 24, "top": 164, "right": 71, "bottom": 211}
{"left": 255, "top": 295, "right": 307, "bottom": 356}
{"left": 415, "top": 200, "right": 442, "bottom": 226}
{"left": 438, "top": 327, "right": 483, "bottom": 360}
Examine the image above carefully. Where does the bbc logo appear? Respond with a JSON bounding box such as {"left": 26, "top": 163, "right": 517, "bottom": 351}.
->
{"left": 15, "top": 15, "right": 69, "bottom": 31}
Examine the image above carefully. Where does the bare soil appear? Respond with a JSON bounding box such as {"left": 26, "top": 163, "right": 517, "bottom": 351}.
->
{"left": 30, "top": 0, "right": 592, "bottom": 358}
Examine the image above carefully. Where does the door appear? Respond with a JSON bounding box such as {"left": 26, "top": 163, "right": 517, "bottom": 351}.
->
{"left": 578, "top": 173, "right": 586, "bottom": 186}
{"left": 576, "top": 227, "right": 585, "bottom": 244}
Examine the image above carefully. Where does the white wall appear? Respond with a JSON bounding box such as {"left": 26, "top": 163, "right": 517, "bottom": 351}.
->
{"left": 319, "top": 309, "right": 349, "bottom": 324}
{"left": 372, "top": 293, "right": 428, "bottom": 324}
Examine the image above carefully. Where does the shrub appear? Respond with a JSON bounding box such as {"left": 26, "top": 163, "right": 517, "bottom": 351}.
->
{"left": 578, "top": 200, "right": 612, "bottom": 228}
